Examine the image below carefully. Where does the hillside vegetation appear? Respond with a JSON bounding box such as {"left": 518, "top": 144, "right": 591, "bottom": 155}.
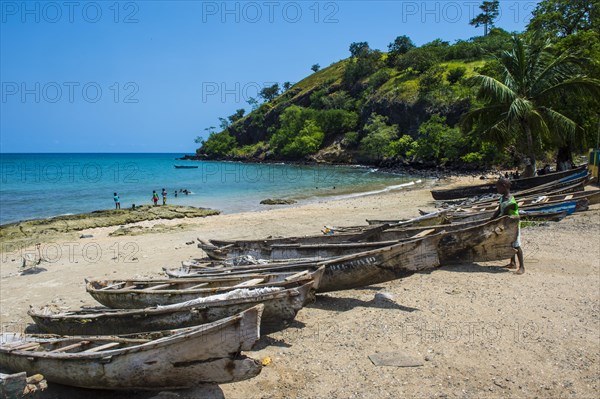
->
{"left": 196, "top": 0, "right": 600, "bottom": 170}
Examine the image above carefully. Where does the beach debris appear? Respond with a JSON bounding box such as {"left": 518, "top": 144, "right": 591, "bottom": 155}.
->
{"left": 20, "top": 244, "right": 49, "bottom": 275}
{"left": 186, "top": 240, "right": 195, "bottom": 245}
{"left": 79, "top": 234, "right": 94, "bottom": 239}
{"left": 260, "top": 198, "right": 297, "bottom": 205}
{"left": 262, "top": 356, "right": 272, "bottom": 366}
{"left": 0, "top": 372, "right": 47, "bottom": 397}
{"left": 374, "top": 292, "right": 396, "bottom": 303}
{"left": 368, "top": 352, "right": 424, "bottom": 367}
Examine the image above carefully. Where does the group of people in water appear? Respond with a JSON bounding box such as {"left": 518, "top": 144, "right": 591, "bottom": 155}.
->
{"left": 112, "top": 188, "right": 192, "bottom": 209}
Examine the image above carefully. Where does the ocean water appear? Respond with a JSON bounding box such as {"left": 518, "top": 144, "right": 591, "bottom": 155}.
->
{"left": 0, "top": 153, "right": 420, "bottom": 224}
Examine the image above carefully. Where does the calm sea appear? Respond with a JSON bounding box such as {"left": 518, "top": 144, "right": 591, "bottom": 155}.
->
{"left": 0, "top": 153, "right": 419, "bottom": 224}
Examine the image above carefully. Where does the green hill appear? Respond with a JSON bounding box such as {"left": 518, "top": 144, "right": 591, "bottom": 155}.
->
{"left": 195, "top": 20, "right": 600, "bottom": 170}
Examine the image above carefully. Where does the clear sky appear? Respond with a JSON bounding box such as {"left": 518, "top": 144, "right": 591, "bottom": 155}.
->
{"left": 0, "top": 0, "right": 540, "bottom": 153}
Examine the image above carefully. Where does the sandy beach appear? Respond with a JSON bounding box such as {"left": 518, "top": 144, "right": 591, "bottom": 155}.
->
{"left": 1, "top": 177, "right": 598, "bottom": 399}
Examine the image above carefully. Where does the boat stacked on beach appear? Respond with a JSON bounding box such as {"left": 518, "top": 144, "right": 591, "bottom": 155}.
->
{"left": 1, "top": 165, "right": 595, "bottom": 393}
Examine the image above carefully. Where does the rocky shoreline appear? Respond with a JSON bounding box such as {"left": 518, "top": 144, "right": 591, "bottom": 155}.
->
{"left": 0, "top": 205, "right": 220, "bottom": 252}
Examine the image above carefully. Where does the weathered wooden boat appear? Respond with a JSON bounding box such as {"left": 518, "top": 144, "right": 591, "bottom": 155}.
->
{"left": 180, "top": 217, "right": 519, "bottom": 289}
{"left": 200, "top": 216, "right": 518, "bottom": 266}
{"left": 197, "top": 217, "right": 518, "bottom": 262}
{"left": 86, "top": 267, "right": 323, "bottom": 309}
{"left": 190, "top": 234, "right": 443, "bottom": 292}
{"left": 1, "top": 306, "right": 263, "bottom": 390}
{"left": 457, "top": 189, "right": 600, "bottom": 212}
{"left": 30, "top": 284, "right": 312, "bottom": 335}
{"left": 431, "top": 166, "right": 587, "bottom": 200}
{"left": 449, "top": 198, "right": 589, "bottom": 223}
{"left": 174, "top": 165, "right": 198, "bottom": 169}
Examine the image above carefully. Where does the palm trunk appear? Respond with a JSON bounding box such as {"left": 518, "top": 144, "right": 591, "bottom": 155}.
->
{"left": 523, "top": 122, "right": 536, "bottom": 177}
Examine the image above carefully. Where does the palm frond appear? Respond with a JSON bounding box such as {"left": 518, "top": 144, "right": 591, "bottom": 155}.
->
{"left": 469, "top": 75, "right": 517, "bottom": 104}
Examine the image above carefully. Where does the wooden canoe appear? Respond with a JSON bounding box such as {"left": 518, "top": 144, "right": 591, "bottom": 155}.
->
{"left": 30, "top": 283, "right": 313, "bottom": 335}
{"left": 456, "top": 189, "right": 600, "bottom": 212}
{"left": 431, "top": 166, "right": 587, "bottom": 200}
{"left": 183, "top": 234, "right": 443, "bottom": 292}
{"left": 201, "top": 216, "right": 518, "bottom": 266}
{"left": 86, "top": 267, "right": 324, "bottom": 309}
{"left": 1, "top": 306, "right": 263, "bottom": 390}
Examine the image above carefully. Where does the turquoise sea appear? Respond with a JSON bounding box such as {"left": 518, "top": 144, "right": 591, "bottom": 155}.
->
{"left": 0, "top": 153, "right": 420, "bottom": 225}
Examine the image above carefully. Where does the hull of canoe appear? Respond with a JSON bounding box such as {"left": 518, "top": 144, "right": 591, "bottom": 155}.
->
{"left": 431, "top": 166, "right": 587, "bottom": 200}
{"left": 31, "top": 284, "right": 313, "bottom": 335}
{"left": 1, "top": 308, "right": 262, "bottom": 389}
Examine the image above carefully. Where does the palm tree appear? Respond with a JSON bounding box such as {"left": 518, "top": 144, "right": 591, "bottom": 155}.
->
{"left": 462, "top": 34, "right": 600, "bottom": 175}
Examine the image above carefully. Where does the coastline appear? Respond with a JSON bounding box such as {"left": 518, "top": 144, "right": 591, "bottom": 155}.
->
{"left": 0, "top": 177, "right": 598, "bottom": 398}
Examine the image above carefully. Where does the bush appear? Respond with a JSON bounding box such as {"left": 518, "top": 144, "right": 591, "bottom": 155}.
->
{"left": 314, "top": 109, "right": 359, "bottom": 137}
{"left": 388, "top": 135, "right": 415, "bottom": 157}
{"left": 269, "top": 106, "right": 325, "bottom": 158}
{"left": 447, "top": 66, "right": 467, "bottom": 84}
{"left": 412, "top": 115, "right": 463, "bottom": 163}
{"left": 342, "top": 131, "right": 360, "bottom": 147}
{"left": 202, "top": 130, "right": 237, "bottom": 157}
{"left": 280, "top": 120, "right": 325, "bottom": 157}
{"left": 321, "top": 91, "right": 356, "bottom": 111}
{"left": 418, "top": 66, "right": 445, "bottom": 98}
{"left": 359, "top": 114, "right": 399, "bottom": 159}
{"left": 395, "top": 47, "right": 438, "bottom": 73}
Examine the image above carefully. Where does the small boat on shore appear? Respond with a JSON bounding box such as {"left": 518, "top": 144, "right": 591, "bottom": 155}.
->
{"left": 2, "top": 307, "right": 263, "bottom": 390}
{"left": 86, "top": 268, "right": 323, "bottom": 309}
{"left": 30, "top": 284, "right": 313, "bottom": 335}
{"left": 174, "top": 165, "right": 198, "bottom": 169}
{"left": 431, "top": 166, "right": 588, "bottom": 200}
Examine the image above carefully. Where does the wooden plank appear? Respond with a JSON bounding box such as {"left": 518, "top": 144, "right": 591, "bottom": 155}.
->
{"left": 13, "top": 342, "right": 40, "bottom": 351}
{"left": 51, "top": 341, "right": 90, "bottom": 353}
{"left": 84, "top": 342, "right": 120, "bottom": 353}
{"left": 182, "top": 282, "right": 209, "bottom": 290}
{"left": 100, "top": 282, "right": 126, "bottom": 291}
{"left": 284, "top": 270, "right": 309, "bottom": 281}
{"left": 232, "top": 278, "right": 264, "bottom": 287}
{"left": 411, "top": 228, "right": 436, "bottom": 239}
{"left": 142, "top": 283, "right": 174, "bottom": 291}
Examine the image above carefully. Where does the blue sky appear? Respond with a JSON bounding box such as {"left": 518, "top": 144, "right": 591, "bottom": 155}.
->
{"left": 0, "top": 0, "right": 540, "bottom": 153}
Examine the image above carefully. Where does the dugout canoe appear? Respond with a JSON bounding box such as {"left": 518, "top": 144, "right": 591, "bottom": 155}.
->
{"left": 431, "top": 166, "right": 587, "bottom": 200}
{"left": 86, "top": 267, "right": 323, "bottom": 309}
{"left": 1, "top": 306, "right": 263, "bottom": 390}
{"left": 179, "top": 234, "right": 443, "bottom": 292}
{"left": 30, "top": 284, "right": 313, "bottom": 335}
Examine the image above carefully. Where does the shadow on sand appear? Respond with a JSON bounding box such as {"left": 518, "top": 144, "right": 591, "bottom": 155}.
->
{"left": 440, "top": 262, "right": 514, "bottom": 274}
{"left": 3, "top": 382, "right": 225, "bottom": 399}
{"left": 310, "top": 295, "right": 419, "bottom": 313}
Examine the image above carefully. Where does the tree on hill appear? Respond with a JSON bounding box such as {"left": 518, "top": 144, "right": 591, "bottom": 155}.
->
{"left": 527, "top": 0, "right": 598, "bottom": 37}
{"left": 282, "top": 82, "right": 293, "bottom": 91}
{"left": 349, "top": 42, "right": 370, "bottom": 58}
{"left": 311, "top": 64, "right": 320, "bottom": 73}
{"left": 388, "top": 35, "right": 415, "bottom": 55}
{"left": 470, "top": 1, "right": 500, "bottom": 36}
{"left": 462, "top": 34, "right": 600, "bottom": 176}
{"left": 259, "top": 84, "right": 280, "bottom": 102}
{"left": 228, "top": 109, "right": 245, "bottom": 124}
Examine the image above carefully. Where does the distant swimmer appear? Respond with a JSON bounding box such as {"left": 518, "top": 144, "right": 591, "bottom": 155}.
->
{"left": 174, "top": 191, "right": 178, "bottom": 198}
{"left": 161, "top": 188, "right": 167, "bottom": 205}
{"left": 152, "top": 190, "right": 159, "bottom": 206}
{"left": 113, "top": 192, "right": 120, "bottom": 209}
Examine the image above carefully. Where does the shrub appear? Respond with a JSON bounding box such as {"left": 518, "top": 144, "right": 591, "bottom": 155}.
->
{"left": 342, "top": 131, "right": 360, "bottom": 147}
{"left": 388, "top": 135, "right": 415, "bottom": 157}
{"left": 202, "top": 130, "right": 237, "bottom": 157}
{"left": 412, "top": 115, "right": 463, "bottom": 163}
{"left": 359, "top": 114, "right": 399, "bottom": 159}
{"left": 447, "top": 66, "right": 467, "bottom": 84}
